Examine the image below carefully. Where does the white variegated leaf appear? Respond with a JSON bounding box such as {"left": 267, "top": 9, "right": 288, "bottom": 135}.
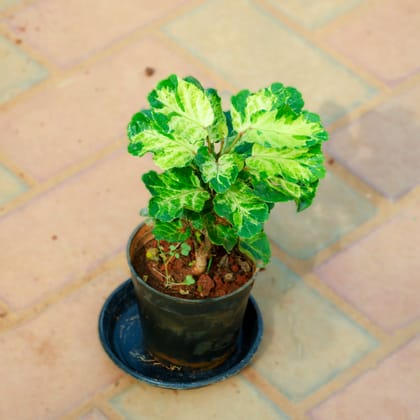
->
{"left": 148, "top": 75, "right": 214, "bottom": 128}
{"left": 242, "top": 110, "right": 327, "bottom": 149}
{"left": 247, "top": 144, "right": 325, "bottom": 184}
{"left": 142, "top": 167, "right": 210, "bottom": 222}
{"left": 230, "top": 83, "right": 305, "bottom": 133}
{"left": 127, "top": 111, "right": 206, "bottom": 170}
{"left": 213, "top": 182, "right": 269, "bottom": 238}
{"left": 239, "top": 231, "right": 271, "bottom": 266}
{"left": 195, "top": 147, "right": 243, "bottom": 193}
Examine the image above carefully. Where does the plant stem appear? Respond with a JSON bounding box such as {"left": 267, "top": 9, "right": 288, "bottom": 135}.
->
{"left": 217, "top": 138, "right": 225, "bottom": 158}
{"left": 224, "top": 131, "right": 244, "bottom": 154}
{"left": 157, "top": 240, "right": 177, "bottom": 286}
{"left": 206, "top": 136, "right": 214, "bottom": 154}
{"left": 192, "top": 232, "right": 211, "bottom": 276}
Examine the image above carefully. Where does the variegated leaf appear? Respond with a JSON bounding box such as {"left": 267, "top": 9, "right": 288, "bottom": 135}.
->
{"left": 142, "top": 167, "right": 210, "bottom": 222}
{"left": 195, "top": 146, "right": 243, "bottom": 193}
{"left": 153, "top": 219, "right": 191, "bottom": 242}
{"left": 148, "top": 74, "right": 214, "bottom": 129}
{"left": 246, "top": 144, "right": 325, "bottom": 184}
{"left": 231, "top": 83, "right": 304, "bottom": 133}
{"left": 127, "top": 110, "right": 205, "bottom": 169}
{"left": 213, "top": 182, "right": 269, "bottom": 238}
{"left": 205, "top": 88, "right": 228, "bottom": 142}
{"left": 204, "top": 213, "right": 237, "bottom": 251}
{"left": 242, "top": 110, "right": 328, "bottom": 149}
{"left": 239, "top": 230, "right": 271, "bottom": 266}
{"left": 247, "top": 143, "right": 325, "bottom": 208}
{"left": 252, "top": 177, "right": 301, "bottom": 202}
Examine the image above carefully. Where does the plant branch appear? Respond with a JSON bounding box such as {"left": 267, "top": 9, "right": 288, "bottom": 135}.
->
{"left": 206, "top": 136, "right": 214, "bottom": 155}
{"left": 224, "top": 131, "right": 244, "bottom": 154}
{"left": 191, "top": 232, "right": 212, "bottom": 276}
{"left": 216, "top": 137, "right": 225, "bottom": 158}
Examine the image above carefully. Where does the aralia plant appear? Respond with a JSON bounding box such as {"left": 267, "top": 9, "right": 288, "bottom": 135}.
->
{"left": 127, "top": 75, "right": 328, "bottom": 281}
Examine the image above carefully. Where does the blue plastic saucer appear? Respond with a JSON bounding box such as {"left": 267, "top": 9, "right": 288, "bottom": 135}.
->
{"left": 98, "top": 279, "right": 263, "bottom": 389}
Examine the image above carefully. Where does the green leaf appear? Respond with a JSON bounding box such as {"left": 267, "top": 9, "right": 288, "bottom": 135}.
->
{"left": 182, "top": 210, "right": 205, "bottom": 229}
{"left": 296, "top": 180, "right": 319, "bottom": 212}
{"left": 127, "top": 110, "right": 204, "bottom": 170}
{"left": 213, "top": 182, "right": 269, "bottom": 238}
{"left": 204, "top": 214, "right": 237, "bottom": 251}
{"left": 239, "top": 231, "right": 271, "bottom": 267}
{"left": 247, "top": 144, "right": 325, "bottom": 184}
{"left": 195, "top": 146, "right": 243, "bottom": 193}
{"left": 242, "top": 110, "right": 328, "bottom": 149}
{"left": 142, "top": 167, "right": 211, "bottom": 222}
{"left": 230, "top": 89, "right": 251, "bottom": 133}
{"left": 246, "top": 144, "right": 325, "bottom": 205}
{"left": 183, "top": 75, "right": 204, "bottom": 90}
{"left": 152, "top": 219, "right": 191, "bottom": 242}
{"left": 148, "top": 74, "right": 214, "bottom": 129}
{"left": 180, "top": 242, "right": 191, "bottom": 256}
{"left": 184, "top": 275, "right": 196, "bottom": 286}
{"left": 270, "top": 83, "right": 304, "bottom": 115}
{"left": 229, "top": 83, "right": 327, "bottom": 212}
{"left": 205, "top": 88, "right": 228, "bottom": 142}
{"left": 224, "top": 110, "right": 234, "bottom": 137}
{"left": 231, "top": 83, "right": 304, "bottom": 133}
{"left": 252, "top": 178, "right": 301, "bottom": 202}
{"left": 129, "top": 75, "right": 223, "bottom": 170}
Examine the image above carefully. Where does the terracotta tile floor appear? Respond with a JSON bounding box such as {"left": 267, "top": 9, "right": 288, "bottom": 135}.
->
{"left": 0, "top": 0, "right": 419, "bottom": 418}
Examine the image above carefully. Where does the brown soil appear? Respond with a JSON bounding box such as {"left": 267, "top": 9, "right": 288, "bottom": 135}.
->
{"left": 132, "top": 238, "right": 255, "bottom": 299}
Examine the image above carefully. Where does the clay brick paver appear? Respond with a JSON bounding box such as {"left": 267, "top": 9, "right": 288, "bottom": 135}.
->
{"left": 252, "top": 260, "right": 377, "bottom": 401}
{"left": 266, "top": 173, "right": 376, "bottom": 259}
{"left": 0, "top": 150, "right": 153, "bottom": 310}
{"left": 0, "top": 35, "right": 47, "bottom": 104}
{"left": 265, "top": 0, "right": 362, "bottom": 29}
{"left": 310, "top": 335, "right": 420, "bottom": 419}
{"left": 316, "top": 203, "right": 420, "bottom": 332}
{"left": 327, "top": 83, "right": 420, "bottom": 198}
{"left": 0, "top": 268, "right": 124, "bottom": 420}
{"left": 0, "top": 36, "right": 208, "bottom": 181}
{"left": 164, "top": 0, "right": 376, "bottom": 124}
{"left": 3, "top": 0, "right": 187, "bottom": 67}
{"left": 110, "top": 378, "right": 288, "bottom": 420}
{"left": 78, "top": 408, "right": 108, "bottom": 420}
{"left": 0, "top": 163, "right": 28, "bottom": 206}
{"left": 323, "top": 0, "right": 420, "bottom": 85}
{"left": 0, "top": 0, "right": 419, "bottom": 418}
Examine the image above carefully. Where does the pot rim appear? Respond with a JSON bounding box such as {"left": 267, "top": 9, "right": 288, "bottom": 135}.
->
{"left": 126, "top": 222, "right": 257, "bottom": 305}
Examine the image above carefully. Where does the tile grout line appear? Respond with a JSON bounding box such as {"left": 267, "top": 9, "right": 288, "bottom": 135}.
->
{"left": 254, "top": 0, "right": 390, "bottom": 93}
{"left": 313, "top": 0, "right": 388, "bottom": 36}
{"left": 153, "top": 30, "right": 237, "bottom": 92}
{"left": 0, "top": 0, "right": 210, "bottom": 111}
{"left": 301, "top": 273, "right": 390, "bottom": 342}
{"left": 242, "top": 367, "right": 300, "bottom": 418}
{"left": 0, "top": 24, "right": 62, "bottom": 77}
{"left": 1, "top": 0, "right": 414, "bottom": 226}
{"left": 61, "top": 375, "right": 134, "bottom": 419}
{"left": 0, "top": 0, "right": 418, "bottom": 417}
{"left": 268, "top": 185, "right": 419, "bottom": 278}
{"left": 0, "top": 251, "right": 128, "bottom": 334}
{"left": 299, "top": 322, "right": 420, "bottom": 414}
{"left": 0, "top": 151, "right": 38, "bottom": 189}
{"left": 0, "top": 138, "right": 125, "bottom": 217}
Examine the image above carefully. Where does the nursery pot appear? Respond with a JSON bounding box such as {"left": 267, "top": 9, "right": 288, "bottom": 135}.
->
{"left": 127, "top": 223, "right": 255, "bottom": 370}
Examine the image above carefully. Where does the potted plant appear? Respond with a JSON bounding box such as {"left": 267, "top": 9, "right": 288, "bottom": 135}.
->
{"left": 126, "top": 74, "right": 328, "bottom": 372}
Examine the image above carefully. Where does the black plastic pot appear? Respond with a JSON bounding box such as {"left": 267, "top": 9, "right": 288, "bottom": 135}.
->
{"left": 127, "top": 223, "right": 255, "bottom": 370}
